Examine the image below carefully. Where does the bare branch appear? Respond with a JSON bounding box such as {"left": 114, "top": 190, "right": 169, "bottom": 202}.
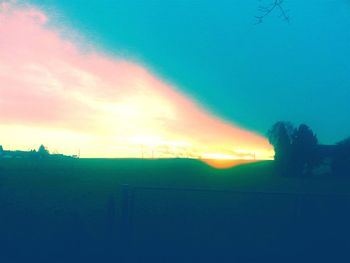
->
{"left": 255, "top": 0, "right": 290, "bottom": 24}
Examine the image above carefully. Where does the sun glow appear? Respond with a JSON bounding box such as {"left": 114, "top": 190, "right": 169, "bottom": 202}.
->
{"left": 202, "top": 159, "right": 257, "bottom": 169}
{"left": 202, "top": 153, "right": 250, "bottom": 160}
{"left": 200, "top": 150, "right": 273, "bottom": 169}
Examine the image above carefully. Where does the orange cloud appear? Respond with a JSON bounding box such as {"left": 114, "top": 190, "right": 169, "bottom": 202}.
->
{"left": 0, "top": 2, "right": 273, "bottom": 160}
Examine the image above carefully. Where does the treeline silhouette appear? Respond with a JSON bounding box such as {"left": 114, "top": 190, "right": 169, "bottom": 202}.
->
{"left": 268, "top": 121, "right": 350, "bottom": 177}
{"left": 0, "top": 144, "right": 75, "bottom": 159}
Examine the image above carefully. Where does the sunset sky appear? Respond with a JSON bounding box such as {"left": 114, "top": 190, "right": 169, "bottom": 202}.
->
{"left": 1, "top": 0, "right": 349, "bottom": 160}
{"left": 0, "top": 1, "right": 274, "bottom": 160}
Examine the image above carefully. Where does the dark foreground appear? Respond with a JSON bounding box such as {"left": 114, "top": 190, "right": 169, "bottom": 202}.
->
{"left": 0, "top": 158, "right": 350, "bottom": 262}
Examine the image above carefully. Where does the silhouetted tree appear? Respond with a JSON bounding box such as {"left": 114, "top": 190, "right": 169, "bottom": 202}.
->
{"left": 0, "top": 145, "right": 3, "bottom": 152}
{"left": 268, "top": 122, "right": 321, "bottom": 176}
{"left": 291, "top": 124, "right": 320, "bottom": 176}
{"left": 267, "top": 121, "right": 294, "bottom": 175}
{"left": 332, "top": 137, "right": 350, "bottom": 176}
{"left": 38, "top": 144, "right": 49, "bottom": 158}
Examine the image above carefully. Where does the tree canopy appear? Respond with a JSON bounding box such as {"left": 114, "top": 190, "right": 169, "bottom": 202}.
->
{"left": 268, "top": 122, "right": 320, "bottom": 176}
{"left": 38, "top": 145, "right": 49, "bottom": 156}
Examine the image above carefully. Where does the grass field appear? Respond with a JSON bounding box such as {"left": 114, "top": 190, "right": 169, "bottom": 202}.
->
{"left": 0, "top": 158, "right": 350, "bottom": 262}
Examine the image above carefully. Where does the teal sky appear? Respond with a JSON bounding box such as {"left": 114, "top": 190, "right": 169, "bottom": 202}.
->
{"left": 32, "top": 0, "right": 350, "bottom": 144}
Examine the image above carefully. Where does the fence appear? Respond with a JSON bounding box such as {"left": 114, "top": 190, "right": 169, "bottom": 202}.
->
{"left": 120, "top": 184, "right": 350, "bottom": 262}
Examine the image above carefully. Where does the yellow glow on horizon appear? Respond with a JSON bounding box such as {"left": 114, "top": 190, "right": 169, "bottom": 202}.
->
{"left": 201, "top": 153, "right": 251, "bottom": 160}
{"left": 0, "top": 123, "right": 274, "bottom": 164}
{"left": 200, "top": 150, "right": 273, "bottom": 169}
{"left": 201, "top": 159, "right": 257, "bottom": 169}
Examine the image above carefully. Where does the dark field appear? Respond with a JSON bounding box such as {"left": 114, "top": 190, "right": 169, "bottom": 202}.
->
{"left": 0, "top": 158, "right": 350, "bottom": 262}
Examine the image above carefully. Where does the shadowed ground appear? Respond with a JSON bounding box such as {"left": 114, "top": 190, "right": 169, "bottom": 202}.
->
{"left": 0, "top": 158, "right": 349, "bottom": 262}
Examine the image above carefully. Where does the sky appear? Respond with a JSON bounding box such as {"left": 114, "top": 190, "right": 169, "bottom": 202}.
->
{"left": 1, "top": 0, "right": 350, "bottom": 159}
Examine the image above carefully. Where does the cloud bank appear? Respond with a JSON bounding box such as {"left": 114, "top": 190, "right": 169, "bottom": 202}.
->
{"left": 0, "top": 2, "right": 273, "bottom": 159}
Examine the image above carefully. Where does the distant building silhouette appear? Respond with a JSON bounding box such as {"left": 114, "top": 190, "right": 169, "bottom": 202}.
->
{"left": 311, "top": 145, "right": 337, "bottom": 175}
{"left": 292, "top": 144, "right": 349, "bottom": 176}
{"left": 318, "top": 145, "right": 337, "bottom": 159}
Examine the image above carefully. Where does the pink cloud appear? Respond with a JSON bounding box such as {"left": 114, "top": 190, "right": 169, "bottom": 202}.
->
{"left": 0, "top": 2, "right": 273, "bottom": 158}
